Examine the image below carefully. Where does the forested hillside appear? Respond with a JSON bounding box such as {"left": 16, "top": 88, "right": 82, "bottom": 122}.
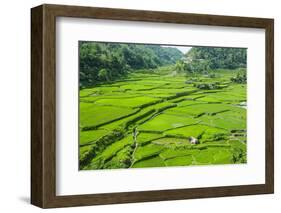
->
{"left": 186, "top": 47, "right": 247, "bottom": 70}
{"left": 79, "top": 42, "right": 183, "bottom": 87}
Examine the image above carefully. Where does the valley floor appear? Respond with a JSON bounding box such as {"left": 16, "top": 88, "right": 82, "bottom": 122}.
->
{"left": 79, "top": 69, "right": 247, "bottom": 170}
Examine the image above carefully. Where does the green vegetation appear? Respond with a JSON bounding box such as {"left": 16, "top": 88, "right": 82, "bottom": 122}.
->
{"left": 79, "top": 42, "right": 247, "bottom": 170}
{"left": 183, "top": 47, "right": 246, "bottom": 73}
{"left": 79, "top": 103, "right": 137, "bottom": 129}
{"left": 132, "top": 156, "right": 166, "bottom": 168}
{"left": 138, "top": 114, "right": 198, "bottom": 132}
{"left": 79, "top": 42, "right": 183, "bottom": 87}
{"left": 80, "top": 129, "right": 109, "bottom": 146}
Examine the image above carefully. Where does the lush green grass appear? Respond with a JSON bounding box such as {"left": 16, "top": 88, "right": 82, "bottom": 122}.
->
{"left": 152, "top": 137, "right": 191, "bottom": 146}
{"left": 200, "top": 126, "right": 229, "bottom": 142}
{"left": 94, "top": 136, "right": 133, "bottom": 162}
{"left": 103, "top": 146, "right": 133, "bottom": 169}
{"left": 132, "top": 156, "right": 166, "bottom": 168}
{"left": 193, "top": 148, "right": 234, "bottom": 164}
{"left": 80, "top": 86, "right": 121, "bottom": 97}
{"left": 159, "top": 148, "right": 199, "bottom": 160}
{"left": 80, "top": 94, "right": 140, "bottom": 103}
{"left": 85, "top": 136, "right": 133, "bottom": 169}
{"left": 200, "top": 114, "right": 246, "bottom": 131}
{"left": 165, "top": 155, "right": 194, "bottom": 166}
{"left": 177, "top": 100, "right": 203, "bottom": 107}
{"left": 136, "top": 132, "right": 164, "bottom": 146}
{"left": 79, "top": 69, "right": 247, "bottom": 170}
{"left": 138, "top": 113, "right": 198, "bottom": 132}
{"left": 80, "top": 129, "right": 110, "bottom": 146}
{"left": 80, "top": 144, "right": 95, "bottom": 156}
{"left": 134, "top": 143, "right": 165, "bottom": 162}
{"left": 212, "top": 149, "right": 234, "bottom": 164}
{"left": 80, "top": 102, "right": 137, "bottom": 128}
{"left": 165, "top": 124, "right": 208, "bottom": 138}
{"left": 165, "top": 103, "right": 235, "bottom": 117}
{"left": 94, "top": 96, "right": 160, "bottom": 108}
{"left": 120, "top": 84, "right": 159, "bottom": 91}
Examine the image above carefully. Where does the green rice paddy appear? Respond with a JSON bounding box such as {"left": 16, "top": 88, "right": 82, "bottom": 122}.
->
{"left": 79, "top": 69, "right": 247, "bottom": 170}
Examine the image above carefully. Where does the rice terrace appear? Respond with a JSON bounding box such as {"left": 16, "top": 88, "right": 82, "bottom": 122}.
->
{"left": 79, "top": 41, "right": 247, "bottom": 170}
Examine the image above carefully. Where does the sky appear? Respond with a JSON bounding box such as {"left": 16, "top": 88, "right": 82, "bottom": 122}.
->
{"left": 161, "top": 45, "right": 192, "bottom": 54}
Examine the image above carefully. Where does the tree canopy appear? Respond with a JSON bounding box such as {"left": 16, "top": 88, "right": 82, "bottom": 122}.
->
{"left": 182, "top": 47, "right": 247, "bottom": 73}
{"left": 79, "top": 42, "right": 183, "bottom": 87}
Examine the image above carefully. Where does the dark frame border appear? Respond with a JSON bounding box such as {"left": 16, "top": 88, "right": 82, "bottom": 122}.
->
{"left": 31, "top": 4, "right": 274, "bottom": 208}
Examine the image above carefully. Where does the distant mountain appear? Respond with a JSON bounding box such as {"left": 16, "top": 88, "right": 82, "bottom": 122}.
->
{"left": 79, "top": 42, "right": 183, "bottom": 87}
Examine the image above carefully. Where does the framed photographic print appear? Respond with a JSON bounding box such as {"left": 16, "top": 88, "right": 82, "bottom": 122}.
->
{"left": 31, "top": 4, "right": 274, "bottom": 208}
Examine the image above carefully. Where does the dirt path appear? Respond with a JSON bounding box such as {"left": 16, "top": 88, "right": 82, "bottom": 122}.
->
{"left": 130, "top": 128, "right": 139, "bottom": 167}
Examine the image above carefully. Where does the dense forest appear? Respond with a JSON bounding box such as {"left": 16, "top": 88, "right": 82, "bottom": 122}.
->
{"left": 176, "top": 47, "right": 246, "bottom": 73}
{"left": 188, "top": 47, "right": 246, "bottom": 69}
{"left": 79, "top": 42, "right": 183, "bottom": 87}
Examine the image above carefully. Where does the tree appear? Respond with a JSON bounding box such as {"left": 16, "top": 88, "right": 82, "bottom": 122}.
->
{"left": 98, "top": 69, "right": 110, "bottom": 81}
{"left": 175, "top": 60, "right": 185, "bottom": 73}
{"left": 184, "top": 59, "right": 210, "bottom": 74}
{"left": 230, "top": 69, "right": 247, "bottom": 84}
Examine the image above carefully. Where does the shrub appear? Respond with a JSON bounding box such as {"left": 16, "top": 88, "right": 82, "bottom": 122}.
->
{"left": 231, "top": 72, "right": 247, "bottom": 84}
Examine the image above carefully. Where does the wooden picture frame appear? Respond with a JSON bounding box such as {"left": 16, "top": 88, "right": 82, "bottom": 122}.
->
{"left": 31, "top": 4, "right": 274, "bottom": 208}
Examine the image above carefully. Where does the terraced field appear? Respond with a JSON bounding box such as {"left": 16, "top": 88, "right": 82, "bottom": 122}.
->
{"left": 79, "top": 70, "right": 247, "bottom": 170}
